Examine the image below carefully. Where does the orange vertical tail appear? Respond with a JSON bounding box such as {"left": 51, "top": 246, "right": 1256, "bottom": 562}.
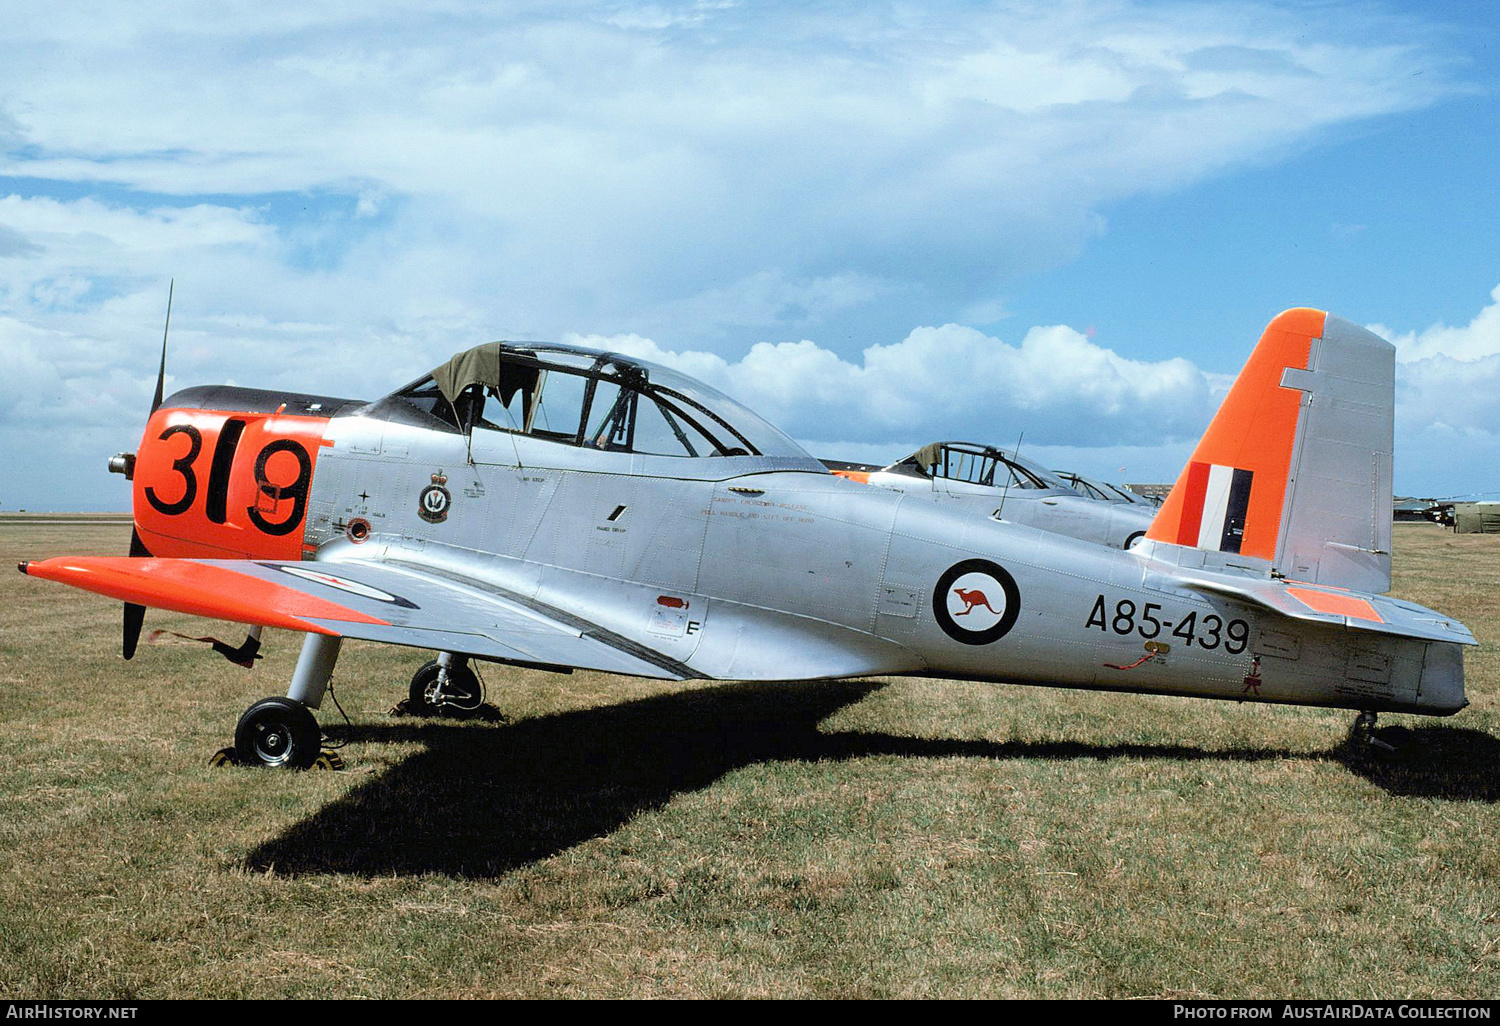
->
{"left": 1145, "top": 309, "right": 1394, "bottom": 593}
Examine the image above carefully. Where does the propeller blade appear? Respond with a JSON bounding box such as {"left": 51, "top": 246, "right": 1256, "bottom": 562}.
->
{"left": 129, "top": 281, "right": 173, "bottom": 658}
{"left": 124, "top": 528, "right": 152, "bottom": 658}
{"left": 123, "top": 500, "right": 154, "bottom": 660}
{"left": 123, "top": 602, "right": 145, "bottom": 660}
{"left": 150, "top": 278, "right": 173, "bottom": 414}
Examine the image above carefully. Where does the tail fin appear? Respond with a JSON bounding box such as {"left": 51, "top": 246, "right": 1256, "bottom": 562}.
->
{"left": 1145, "top": 308, "right": 1394, "bottom": 593}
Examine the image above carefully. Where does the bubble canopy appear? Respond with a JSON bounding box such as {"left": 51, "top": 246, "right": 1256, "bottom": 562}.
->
{"left": 380, "top": 340, "right": 816, "bottom": 463}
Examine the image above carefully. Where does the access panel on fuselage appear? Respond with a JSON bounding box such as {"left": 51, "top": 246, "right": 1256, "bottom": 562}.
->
{"left": 697, "top": 477, "right": 902, "bottom": 635}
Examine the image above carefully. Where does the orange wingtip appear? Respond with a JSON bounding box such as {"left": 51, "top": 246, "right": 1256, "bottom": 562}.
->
{"left": 832, "top": 470, "right": 871, "bottom": 484}
{"left": 1286, "top": 586, "right": 1383, "bottom": 623}
{"left": 22, "top": 557, "right": 391, "bottom": 633}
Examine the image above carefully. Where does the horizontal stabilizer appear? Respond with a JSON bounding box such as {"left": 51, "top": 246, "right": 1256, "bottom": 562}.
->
{"left": 1163, "top": 572, "right": 1475, "bottom": 646}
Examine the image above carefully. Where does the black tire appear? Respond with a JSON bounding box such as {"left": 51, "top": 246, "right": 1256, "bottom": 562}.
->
{"left": 407, "top": 660, "right": 482, "bottom": 717}
{"left": 1123, "top": 531, "right": 1146, "bottom": 550}
{"left": 234, "top": 697, "right": 322, "bottom": 769}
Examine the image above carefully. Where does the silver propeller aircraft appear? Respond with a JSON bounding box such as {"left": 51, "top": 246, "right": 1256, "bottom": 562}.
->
{"left": 831, "top": 442, "right": 1157, "bottom": 549}
{"left": 20, "top": 307, "right": 1474, "bottom": 767}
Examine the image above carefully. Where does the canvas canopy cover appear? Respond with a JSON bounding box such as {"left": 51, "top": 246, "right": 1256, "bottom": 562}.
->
{"left": 430, "top": 342, "right": 541, "bottom": 408}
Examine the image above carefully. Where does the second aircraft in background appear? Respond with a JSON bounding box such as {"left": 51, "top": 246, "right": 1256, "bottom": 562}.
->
{"left": 829, "top": 442, "right": 1156, "bottom": 549}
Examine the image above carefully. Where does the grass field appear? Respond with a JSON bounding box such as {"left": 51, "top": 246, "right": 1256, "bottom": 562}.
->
{"left": 1, "top": 519, "right": 1497, "bottom": 999}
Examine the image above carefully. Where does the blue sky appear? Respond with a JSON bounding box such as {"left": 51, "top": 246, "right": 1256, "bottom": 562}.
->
{"left": 2, "top": 1, "right": 1498, "bottom": 509}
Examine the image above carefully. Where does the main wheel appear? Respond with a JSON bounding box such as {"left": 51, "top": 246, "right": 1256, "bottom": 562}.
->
{"left": 235, "top": 697, "right": 322, "bottom": 769}
{"left": 407, "top": 660, "right": 482, "bottom": 717}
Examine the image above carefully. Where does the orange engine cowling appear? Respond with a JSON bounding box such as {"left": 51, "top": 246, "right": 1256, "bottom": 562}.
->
{"left": 131, "top": 404, "right": 333, "bottom": 561}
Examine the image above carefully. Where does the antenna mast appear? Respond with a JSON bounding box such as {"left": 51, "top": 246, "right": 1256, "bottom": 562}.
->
{"left": 994, "top": 431, "right": 1024, "bottom": 521}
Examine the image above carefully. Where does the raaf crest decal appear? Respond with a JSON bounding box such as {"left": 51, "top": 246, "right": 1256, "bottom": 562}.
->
{"left": 933, "top": 559, "right": 1021, "bottom": 645}
{"left": 418, "top": 471, "right": 451, "bottom": 523}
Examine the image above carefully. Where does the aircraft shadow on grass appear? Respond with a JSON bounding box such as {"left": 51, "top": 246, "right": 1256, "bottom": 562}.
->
{"left": 243, "top": 679, "right": 1500, "bottom": 879}
{"left": 1340, "top": 724, "right": 1500, "bottom": 801}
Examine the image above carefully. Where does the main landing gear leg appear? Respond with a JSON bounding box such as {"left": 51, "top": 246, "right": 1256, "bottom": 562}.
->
{"left": 222, "top": 633, "right": 343, "bottom": 769}
{"left": 286, "top": 633, "right": 341, "bottom": 710}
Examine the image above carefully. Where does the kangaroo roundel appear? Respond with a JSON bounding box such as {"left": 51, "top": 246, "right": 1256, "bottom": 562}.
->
{"left": 934, "top": 559, "right": 1021, "bottom": 645}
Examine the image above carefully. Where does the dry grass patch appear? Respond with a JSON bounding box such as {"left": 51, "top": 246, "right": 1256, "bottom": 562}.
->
{"left": 0, "top": 518, "right": 1497, "bottom": 998}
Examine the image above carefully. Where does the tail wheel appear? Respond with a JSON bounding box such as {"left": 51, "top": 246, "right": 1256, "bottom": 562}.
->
{"left": 407, "top": 659, "right": 482, "bottom": 717}
{"left": 1123, "top": 531, "right": 1146, "bottom": 549}
{"left": 235, "top": 697, "right": 322, "bottom": 769}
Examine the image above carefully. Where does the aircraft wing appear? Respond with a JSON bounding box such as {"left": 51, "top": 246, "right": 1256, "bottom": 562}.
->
{"left": 19, "top": 556, "right": 700, "bottom": 680}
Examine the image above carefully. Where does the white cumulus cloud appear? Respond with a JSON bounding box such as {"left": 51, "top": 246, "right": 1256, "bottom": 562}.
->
{"left": 1375, "top": 283, "right": 1500, "bottom": 364}
{"left": 0, "top": 2, "right": 1478, "bottom": 507}
{"left": 568, "top": 321, "right": 1217, "bottom": 449}
{"left": 1363, "top": 285, "right": 1500, "bottom": 494}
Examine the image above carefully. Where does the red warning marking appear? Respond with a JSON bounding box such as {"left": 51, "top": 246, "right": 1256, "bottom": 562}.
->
{"left": 1286, "top": 586, "right": 1383, "bottom": 623}
{"left": 1242, "top": 655, "right": 1263, "bottom": 695}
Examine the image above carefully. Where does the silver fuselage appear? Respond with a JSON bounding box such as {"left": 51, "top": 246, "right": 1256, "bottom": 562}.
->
{"left": 303, "top": 411, "right": 1467, "bottom": 715}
